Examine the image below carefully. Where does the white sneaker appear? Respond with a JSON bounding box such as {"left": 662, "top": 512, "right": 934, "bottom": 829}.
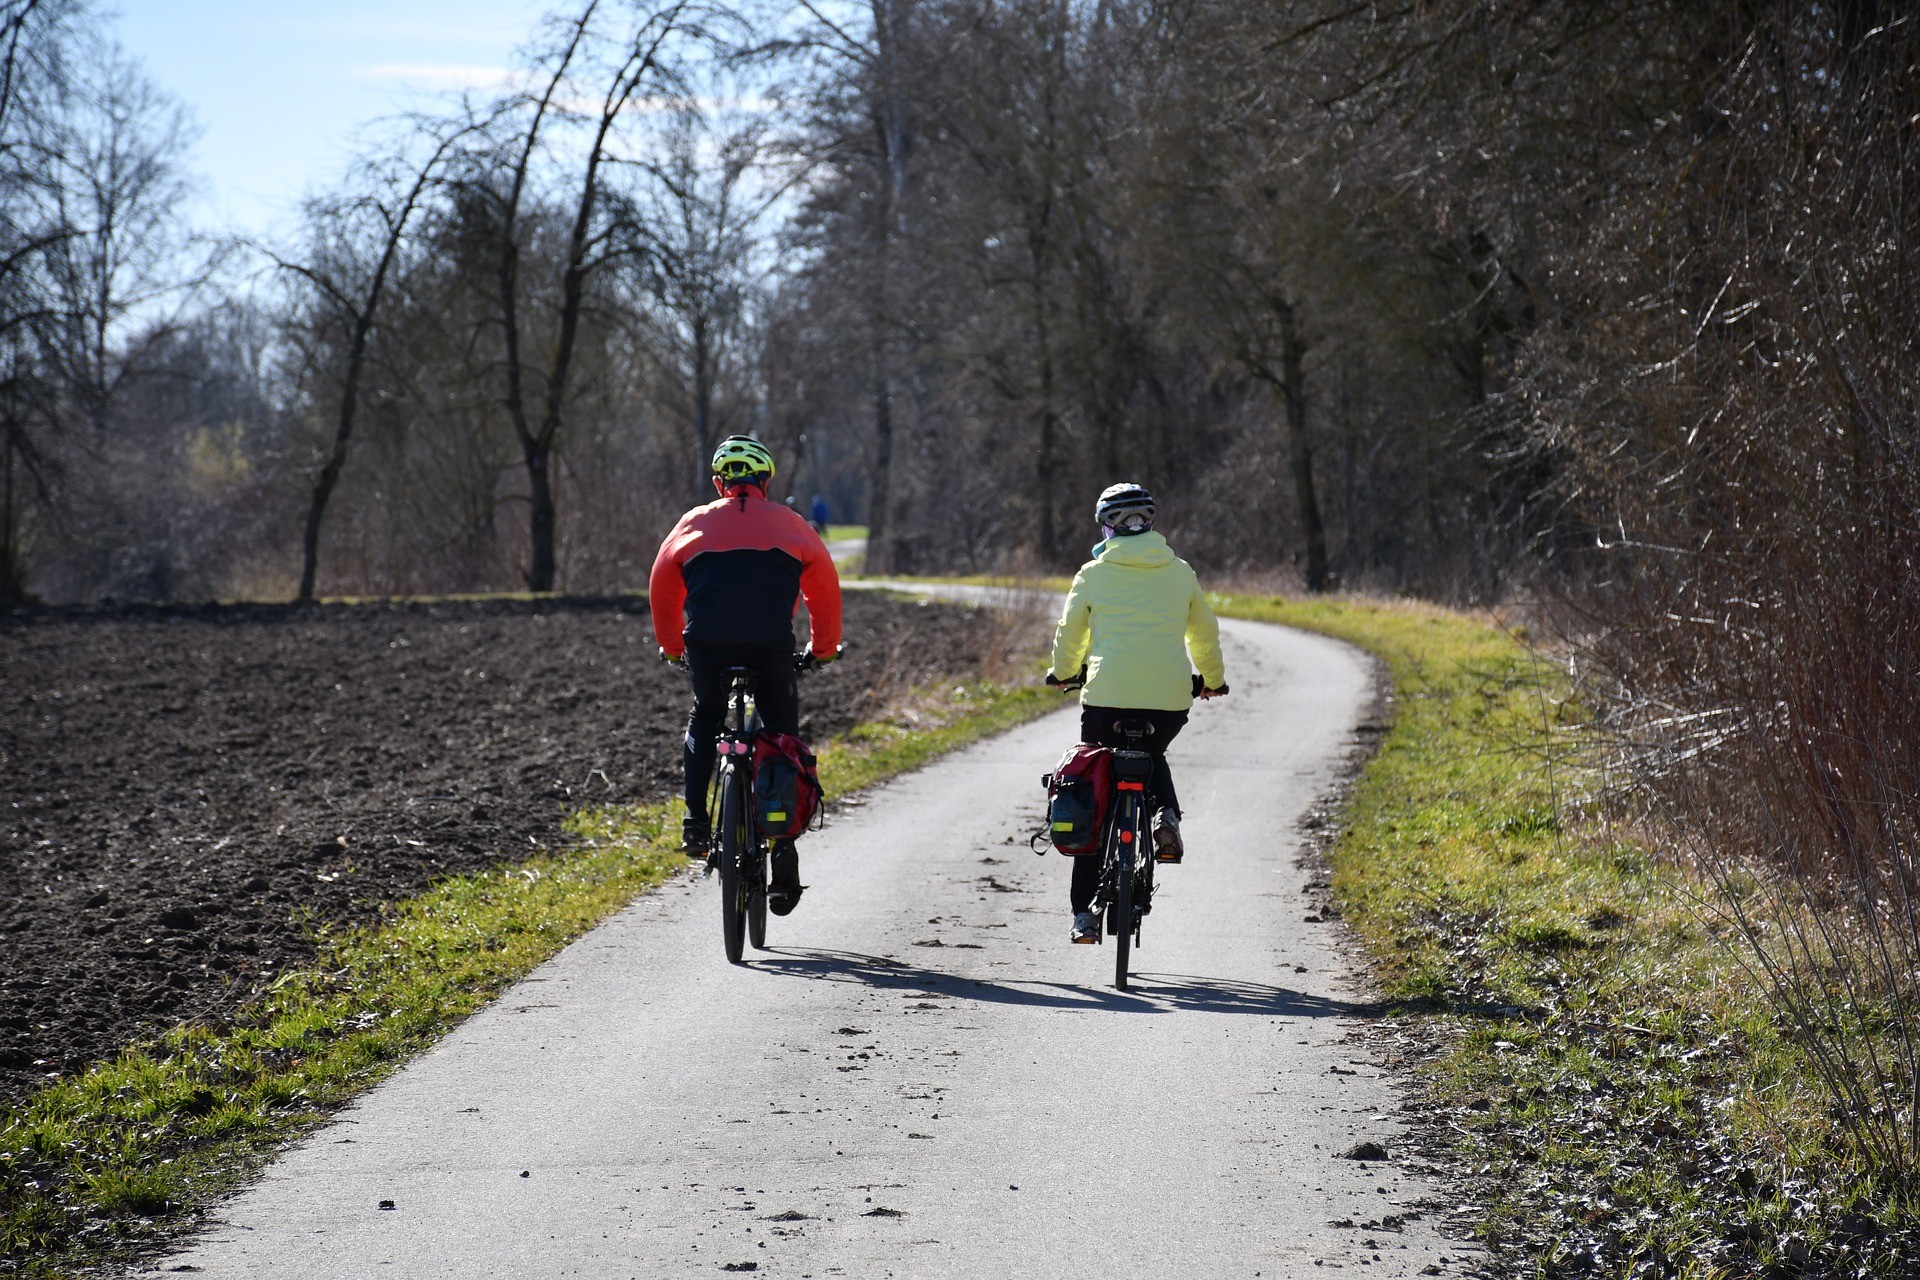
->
{"left": 1070, "top": 911, "right": 1100, "bottom": 944}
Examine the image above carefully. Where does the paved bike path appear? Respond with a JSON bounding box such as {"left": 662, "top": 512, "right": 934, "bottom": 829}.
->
{"left": 142, "top": 617, "right": 1470, "bottom": 1279}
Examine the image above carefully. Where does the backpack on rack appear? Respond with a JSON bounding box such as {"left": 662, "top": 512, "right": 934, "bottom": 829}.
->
{"left": 752, "top": 731, "right": 823, "bottom": 839}
{"left": 1036, "top": 742, "right": 1113, "bottom": 856}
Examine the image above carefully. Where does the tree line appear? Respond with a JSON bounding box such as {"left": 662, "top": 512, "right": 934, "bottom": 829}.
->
{"left": 1, "top": 0, "right": 1911, "bottom": 617}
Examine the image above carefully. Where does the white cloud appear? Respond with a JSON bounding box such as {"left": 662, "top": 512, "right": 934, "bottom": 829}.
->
{"left": 358, "top": 63, "right": 521, "bottom": 92}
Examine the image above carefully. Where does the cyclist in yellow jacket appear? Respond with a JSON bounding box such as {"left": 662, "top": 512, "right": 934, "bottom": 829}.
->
{"left": 1047, "top": 482, "right": 1227, "bottom": 944}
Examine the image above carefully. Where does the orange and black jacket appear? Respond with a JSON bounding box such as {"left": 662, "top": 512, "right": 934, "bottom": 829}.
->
{"left": 648, "top": 485, "right": 843, "bottom": 658}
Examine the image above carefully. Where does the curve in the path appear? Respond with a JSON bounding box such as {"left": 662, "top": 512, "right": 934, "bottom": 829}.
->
{"left": 141, "top": 616, "right": 1470, "bottom": 1279}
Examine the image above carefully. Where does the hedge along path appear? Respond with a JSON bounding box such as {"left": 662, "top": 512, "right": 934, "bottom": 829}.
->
{"left": 0, "top": 678, "right": 1056, "bottom": 1276}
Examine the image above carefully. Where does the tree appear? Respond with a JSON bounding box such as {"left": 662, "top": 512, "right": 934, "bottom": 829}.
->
{"left": 0, "top": 0, "right": 78, "bottom": 601}
{"left": 0, "top": 1, "right": 209, "bottom": 602}
{"left": 787, "top": 0, "right": 924, "bottom": 572}
{"left": 39, "top": 32, "right": 202, "bottom": 439}
{"left": 477, "top": 0, "right": 715, "bottom": 592}
{"left": 636, "top": 103, "right": 777, "bottom": 498}
{"left": 274, "top": 120, "right": 481, "bottom": 602}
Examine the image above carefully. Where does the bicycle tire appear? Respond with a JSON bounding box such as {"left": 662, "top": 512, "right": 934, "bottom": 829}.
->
{"left": 1133, "top": 847, "right": 1153, "bottom": 950}
{"left": 719, "top": 764, "right": 748, "bottom": 964}
{"left": 1113, "top": 801, "right": 1136, "bottom": 990}
{"left": 747, "top": 842, "right": 768, "bottom": 950}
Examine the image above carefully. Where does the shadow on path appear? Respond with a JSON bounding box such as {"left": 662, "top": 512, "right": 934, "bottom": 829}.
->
{"left": 752, "top": 948, "right": 1378, "bottom": 1018}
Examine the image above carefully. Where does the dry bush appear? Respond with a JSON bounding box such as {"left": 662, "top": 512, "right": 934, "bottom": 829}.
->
{"left": 1552, "top": 4, "right": 1920, "bottom": 1173}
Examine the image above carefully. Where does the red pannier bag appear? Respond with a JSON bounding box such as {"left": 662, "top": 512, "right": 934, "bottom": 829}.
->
{"left": 753, "top": 730, "right": 823, "bottom": 839}
{"left": 1040, "top": 742, "right": 1112, "bottom": 855}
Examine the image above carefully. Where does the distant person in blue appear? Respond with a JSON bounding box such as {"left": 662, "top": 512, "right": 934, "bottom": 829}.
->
{"left": 809, "top": 493, "right": 830, "bottom": 533}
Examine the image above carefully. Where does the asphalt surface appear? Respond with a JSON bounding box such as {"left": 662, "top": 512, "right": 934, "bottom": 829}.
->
{"left": 141, "top": 614, "right": 1471, "bottom": 1279}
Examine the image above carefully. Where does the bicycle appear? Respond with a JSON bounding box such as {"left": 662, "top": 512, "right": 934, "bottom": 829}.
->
{"left": 1095, "top": 715, "right": 1159, "bottom": 991}
{"left": 708, "top": 665, "right": 768, "bottom": 964}
{"left": 700, "top": 651, "right": 831, "bottom": 965}
{"left": 1046, "top": 670, "right": 1227, "bottom": 990}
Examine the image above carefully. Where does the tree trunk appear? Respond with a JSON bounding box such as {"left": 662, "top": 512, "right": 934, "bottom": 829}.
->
{"left": 1276, "top": 301, "right": 1328, "bottom": 592}
{"left": 1028, "top": 206, "right": 1059, "bottom": 567}
{"left": 691, "top": 315, "right": 713, "bottom": 499}
{"left": 526, "top": 442, "right": 556, "bottom": 591}
{"left": 864, "top": 330, "right": 895, "bottom": 574}
{"left": 0, "top": 418, "right": 20, "bottom": 604}
{"left": 1035, "top": 325, "right": 1058, "bottom": 567}
{"left": 297, "top": 387, "right": 356, "bottom": 602}
{"left": 857, "top": 0, "right": 914, "bottom": 576}
{"left": 297, "top": 266, "right": 383, "bottom": 602}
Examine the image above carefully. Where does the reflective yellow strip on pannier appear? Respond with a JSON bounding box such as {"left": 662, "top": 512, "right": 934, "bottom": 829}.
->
{"left": 1053, "top": 821, "right": 1075, "bottom": 831}
{"left": 768, "top": 812, "right": 787, "bottom": 822}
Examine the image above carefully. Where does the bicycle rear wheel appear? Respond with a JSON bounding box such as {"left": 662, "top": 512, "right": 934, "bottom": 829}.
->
{"left": 1132, "top": 850, "right": 1153, "bottom": 951}
{"left": 1112, "top": 805, "right": 1136, "bottom": 990}
{"left": 747, "top": 842, "right": 768, "bottom": 950}
{"left": 719, "top": 765, "right": 749, "bottom": 964}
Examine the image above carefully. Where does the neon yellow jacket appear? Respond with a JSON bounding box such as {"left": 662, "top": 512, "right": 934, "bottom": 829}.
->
{"left": 1050, "top": 532, "right": 1226, "bottom": 711}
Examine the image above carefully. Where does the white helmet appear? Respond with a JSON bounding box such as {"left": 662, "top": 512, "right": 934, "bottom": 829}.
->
{"left": 1094, "top": 482, "right": 1155, "bottom": 534}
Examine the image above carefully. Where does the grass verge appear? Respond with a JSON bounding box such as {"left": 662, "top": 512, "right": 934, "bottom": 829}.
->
{"left": 1212, "top": 592, "right": 1918, "bottom": 1278}
{"left": 0, "top": 678, "right": 1056, "bottom": 1277}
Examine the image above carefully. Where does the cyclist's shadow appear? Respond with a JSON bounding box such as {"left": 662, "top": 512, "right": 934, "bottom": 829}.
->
{"left": 753, "top": 948, "right": 1376, "bottom": 1018}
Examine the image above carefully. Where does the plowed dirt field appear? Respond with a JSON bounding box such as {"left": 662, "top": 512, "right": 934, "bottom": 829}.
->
{"left": 0, "top": 592, "right": 984, "bottom": 1108}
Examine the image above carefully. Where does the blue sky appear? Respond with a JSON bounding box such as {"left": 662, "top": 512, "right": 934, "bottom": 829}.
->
{"left": 111, "top": 1, "right": 550, "bottom": 240}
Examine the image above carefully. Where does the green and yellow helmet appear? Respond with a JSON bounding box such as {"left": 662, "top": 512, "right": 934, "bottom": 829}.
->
{"left": 710, "top": 435, "right": 775, "bottom": 485}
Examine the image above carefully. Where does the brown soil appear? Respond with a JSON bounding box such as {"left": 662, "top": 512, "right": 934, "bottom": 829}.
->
{"left": 0, "top": 591, "right": 984, "bottom": 1110}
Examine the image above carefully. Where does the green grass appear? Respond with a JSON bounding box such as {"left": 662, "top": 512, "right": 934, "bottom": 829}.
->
{"left": 821, "top": 524, "right": 867, "bottom": 542}
{"left": 1211, "top": 592, "right": 1917, "bottom": 1278}
{"left": 0, "top": 677, "right": 1056, "bottom": 1278}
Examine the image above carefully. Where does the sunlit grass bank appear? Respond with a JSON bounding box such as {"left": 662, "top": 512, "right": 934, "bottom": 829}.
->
{"left": 0, "top": 679, "right": 1056, "bottom": 1277}
{"left": 1215, "top": 593, "right": 1916, "bottom": 1278}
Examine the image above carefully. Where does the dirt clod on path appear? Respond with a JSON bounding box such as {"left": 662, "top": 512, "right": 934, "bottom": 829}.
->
{"left": 0, "top": 592, "right": 986, "bottom": 1109}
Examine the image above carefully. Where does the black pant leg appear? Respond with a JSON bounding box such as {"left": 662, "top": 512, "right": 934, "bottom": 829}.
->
{"left": 1080, "top": 706, "right": 1189, "bottom": 817}
{"left": 750, "top": 648, "right": 799, "bottom": 735}
{"left": 1070, "top": 853, "right": 1102, "bottom": 914}
{"left": 1147, "top": 711, "right": 1187, "bottom": 817}
{"left": 682, "top": 647, "right": 733, "bottom": 820}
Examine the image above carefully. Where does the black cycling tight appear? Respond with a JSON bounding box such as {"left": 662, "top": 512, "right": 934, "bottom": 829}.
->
{"left": 683, "top": 644, "right": 799, "bottom": 820}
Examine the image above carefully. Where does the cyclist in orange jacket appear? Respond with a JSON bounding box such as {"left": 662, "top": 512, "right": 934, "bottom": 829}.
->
{"left": 650, "top": 436, "right": 842, "bottom": 915}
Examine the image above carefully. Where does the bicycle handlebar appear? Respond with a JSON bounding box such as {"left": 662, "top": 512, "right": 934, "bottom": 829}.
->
{"left": 793, "top": 643, "right": 845, "bottom": 673}
{"left": 659, "top": 645, "right": 843, "bottom": 672}
{"left": 1042, "top": 668, "right": 1225, "bottom": 698}
{"left": 1191, "top": 673, "right": 1229, "bottom": 699}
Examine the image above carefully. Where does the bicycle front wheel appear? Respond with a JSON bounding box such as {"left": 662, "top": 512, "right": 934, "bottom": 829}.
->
{"left": 719, "top": 764, "right": 748, "bottom": 964}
